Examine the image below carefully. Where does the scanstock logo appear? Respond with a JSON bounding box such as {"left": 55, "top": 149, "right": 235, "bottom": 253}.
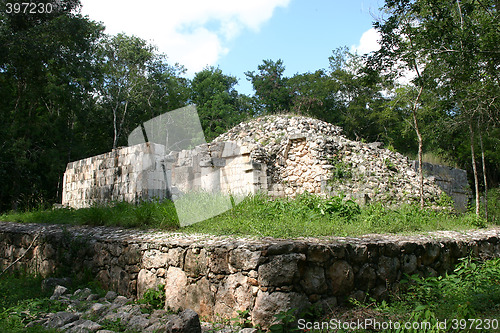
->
{"left": 127, "top": 105, "right": 245, "bottom": 227}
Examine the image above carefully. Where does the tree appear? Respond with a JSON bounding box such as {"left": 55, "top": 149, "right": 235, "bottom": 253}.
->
{"left": 372, "top": 0, "right": 500, "bottom": 214}
{"left": 329, "top": 48, "right": 390, "bottom": 143}
{"left": 191, "top": 67, "right": 251, "bottom": 141}
{"left": 0, "top": 0, "right": 104, "bottom": 210}
{"left": 97, "top": 34, "right": 157, "bottom": 149}
{"left": 245, "top": 59, "right": 292, "bottom": 114}
{"left": 287, "top": 69, "right": 337, "bottom": 120}
{"left": 94, "top": 34, "right": 190, "bottom": 150}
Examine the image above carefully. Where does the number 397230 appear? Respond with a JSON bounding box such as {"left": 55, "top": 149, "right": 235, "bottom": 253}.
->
{"left": 5, "top": 2, "right": 54, "bottom": 14}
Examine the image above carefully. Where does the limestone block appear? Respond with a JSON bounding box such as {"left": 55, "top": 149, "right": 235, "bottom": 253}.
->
{"left": 137, "top": 269, "right": 164, "bottom": 299}
{"left": 222, "top": 142, "right": 240, "bottom": 157}
{"left": 164, "top": 266, "right": 187, "bottom": 311}
{"left": 214, "top": 272, "right": 253, "bottom": 318}
{"left": 185, "top": 277, "right": 214, "bottom": 318}
{"left": 300, "top": 265, "right": 328, "bottom": 295}
{"left": 376, "top": 256, "right": 400, "bottom": 283}
{"left": 228, "top": 248, "right": 261, "bottom": 271}
{"left": 258, "top": 254, "right": 304, "bottom": 287}
{"left": 184, "top": 248, "right": 209, "bottom": 277}
{"left": 143, "top": 250, "right": 169, "bottom": 269}
{"left": 326, "top": 260, "right": 354, "bottom": 296}
{"left": 252, "top": 291, "right": 310, "bottom": 328}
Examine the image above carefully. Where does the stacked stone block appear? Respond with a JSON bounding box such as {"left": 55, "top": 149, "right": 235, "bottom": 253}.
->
{"left": 62, "top": 141, "right": 268, "bottom": 209}
{"left": 1, "top": 222, "right": 498, "bottom": 328}
{"left": 62, "top": 143, "right": 168, "bottom": 208}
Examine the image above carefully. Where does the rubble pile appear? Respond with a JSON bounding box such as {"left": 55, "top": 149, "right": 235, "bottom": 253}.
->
{"left": 214, "top": 115, "right": 444, "bottom": 207}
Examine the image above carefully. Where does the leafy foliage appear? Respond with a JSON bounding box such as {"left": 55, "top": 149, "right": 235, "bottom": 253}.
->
{"left": 136, "top": 284, "right": 166, "bottom": 313}
{"left": 1, "top": 193, "right": 486, "bottom": 239}
{"left": 0, "top": 0, "right": 498, "bottom": 215}
{"left": 0, "top": 273, "right": 61, "bottom": 332}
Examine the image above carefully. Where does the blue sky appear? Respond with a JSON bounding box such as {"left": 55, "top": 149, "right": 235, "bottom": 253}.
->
{"left": 80, "top": 0, "right": 383, "bottom": 95}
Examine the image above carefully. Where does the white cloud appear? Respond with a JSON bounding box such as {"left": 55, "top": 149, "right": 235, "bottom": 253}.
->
{"left": 80, "top": 0, "right": 290, "bottom": 75}
{"left": 351, "top": 28, "right": 381, "bottom": 55}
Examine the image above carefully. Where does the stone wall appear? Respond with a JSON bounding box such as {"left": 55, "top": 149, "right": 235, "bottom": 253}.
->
{"left": 412, "top": 161, "right": 471, "bottom": 212}
{"left": 63, "top": 115, "right": 470, "bottom": 210}
{"left": 62, "top": 141, "right": 267, "bottom": 209}
{"left": 1, "top": 221, "right": 498, "bottom": 328}
{"left": 216, "top": 116, "right": 451, "bottom": 208}
{"left": 170, "top": 141, "right": 267, "bottom": 198}
{"left": 62, "top": 143, "right": 168, "bottom": 209}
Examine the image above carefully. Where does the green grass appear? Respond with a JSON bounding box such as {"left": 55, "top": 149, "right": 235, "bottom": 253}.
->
{"left": 269, "top": 257, "right": 500, "bottom": 333}
{"left": 0, "top": 273, "right": 61, "bottom": 333}
{"left": 0, "top": 192, "right": 494, "bottom": 238}
{"left": 1, "top": 199, "right": 179, "bottom": 230}
{"left": 320, "top": 257, "right": 500, "bottom": 333}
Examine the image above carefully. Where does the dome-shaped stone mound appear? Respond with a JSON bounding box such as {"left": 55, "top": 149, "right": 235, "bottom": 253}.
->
{"left": 214, "top": 115, "right": 445, "bottom": 207}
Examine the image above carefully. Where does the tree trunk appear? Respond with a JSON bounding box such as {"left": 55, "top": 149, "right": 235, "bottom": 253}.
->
{"left": 479, "top": 127, "right": 488, "bottom": 221}
{"left": 469, "top": 121, "right": 480, "bottom": 218}
{"left": 412, "top": 86, "right": 424, "bottom": 209}
{"left": 113, "top": 106, "right": 118, "bottom": 149}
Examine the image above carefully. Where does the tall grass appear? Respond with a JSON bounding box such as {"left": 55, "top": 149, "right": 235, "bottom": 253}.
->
{"left": 0, "top": 199, "right": 179, "bottom": 230}
{"left": 0, "top": 273, "right": 60, "bottom": 332}
{"left": 1, "top": 192, "right": 488, "bottom": 238}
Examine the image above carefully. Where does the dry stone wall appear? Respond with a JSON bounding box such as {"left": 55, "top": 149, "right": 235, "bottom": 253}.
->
{"left": 62, "top": 141, "right": 267, "bottom": 209}
{"left": 63, "top": 115, "right": 468, "bottom": 210}
{"left": 62, "top": 143, "right": 168, "bottom": 209}
{"left": 215, "top": 115, "right": 449, "bottom": 207}
{"left": 1, "top": 221, "right": 498, "bottom": 328}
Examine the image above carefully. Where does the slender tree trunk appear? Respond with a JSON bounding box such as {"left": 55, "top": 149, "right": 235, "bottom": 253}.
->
{"left": 479, "top": 127, "right": 488, "bottom": 221}
{"left": 113, "top": 106, "right": 118, "bottom": 149}
{"left": 469, "top": 121, "right": 480, "bottom": 217}
{"left": 412, "top": 86, "right": 424, "bottom": 209}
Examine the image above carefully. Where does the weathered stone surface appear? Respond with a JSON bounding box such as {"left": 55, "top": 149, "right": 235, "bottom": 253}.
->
{"left": 300, "top": 265, "right": 327, "bottom": 295}
{"left": 185, "top": 277, "right": 215, "bottom": 318}
{"left": 258, "top": 254, "right": 304, "bottom": 286}
{"left": 50, "top": 285, "right": 68, "bottom": 300}
{"left": 214, "top": 272, "right": 253, "bottom": 318}
{"left": 62, "top": 115, "right": 465, "bottom": 210}
{"left": 184, "top": 248, "right": 208, "bottom": 277}
{"left": 166, "top": 247, "right": 184, "bottom": 266}
{"left": 0, "top": 221, "right": 499, "bottom": 328}
{"left": 104, "top": 290, "right": 118, "bottom": 301}
{"left": 355, "top": 264, "right": 377, "bottom": 291}
{"left": 252, "top": 291, "right": 310, "bottom": 328}
{"left": 229, "top": 247, "right": 261, "bottom": 270}
{"left": 165, "top": 266, "right": 187, "bottom": 311}
{"left": 128, "top": 314, "right": 151, "bottom": 331}
{"left": 326, "top": 260, "right": 354, "bottom": 296}
{"left": 169, "top": 309, "right": 202, "bottom": 333}
{"left": 377, "top": 256, "right": 401, "bottom": 283}
{"left": 143, "top": 249, "right": 169, "bottom": 269}
{"left": 422, "top": 242, "right": 441, "bottom": 265}
{"left": 401, "top": 254, "right": 417, "bottom": 274}
{"left": 209, "top": 247, "right": 230, "bottom": 274}
{"left": 62, "top": 319, "right": 102, "bottom": 332}
{"left": 86, "top": 303, "right": 108, "bottom": 316}
{"left": 45, "top": 312, "right": 79, "bottom": 328}
{"left": 137, "top": 268, "right": 163, "bottom": 299}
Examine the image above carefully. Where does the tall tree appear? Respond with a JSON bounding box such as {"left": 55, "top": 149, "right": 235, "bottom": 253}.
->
{"left": 371, "top": 0, "right": 500, "bottom": 211}
{"left": 0, "top": 0, "right": 104, "bottom": 210}
{"left": 191, "top": 67, "right": 251, "bottom": 141}
{"left": 329, "top": 48, "right": 390, "bottom": 143}
{"left": 245, "top": 59, "right": 292, "bottom": 114}
{"left": 94, "top": 34, "right": 190, "bottom": 150}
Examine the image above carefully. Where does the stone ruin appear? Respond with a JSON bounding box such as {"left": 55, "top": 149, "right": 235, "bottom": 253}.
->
{"left": 62, "top": 115, "right": 470, "bottom": 211}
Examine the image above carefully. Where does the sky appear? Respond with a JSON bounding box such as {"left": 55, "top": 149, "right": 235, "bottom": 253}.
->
{"left": 79, "top": 0, "right": 384, "bottom": 95}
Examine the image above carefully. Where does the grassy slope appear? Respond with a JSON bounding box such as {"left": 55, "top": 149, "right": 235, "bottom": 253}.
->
{"left": 1, "top": 190, "right": 497, "bottom": 238}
